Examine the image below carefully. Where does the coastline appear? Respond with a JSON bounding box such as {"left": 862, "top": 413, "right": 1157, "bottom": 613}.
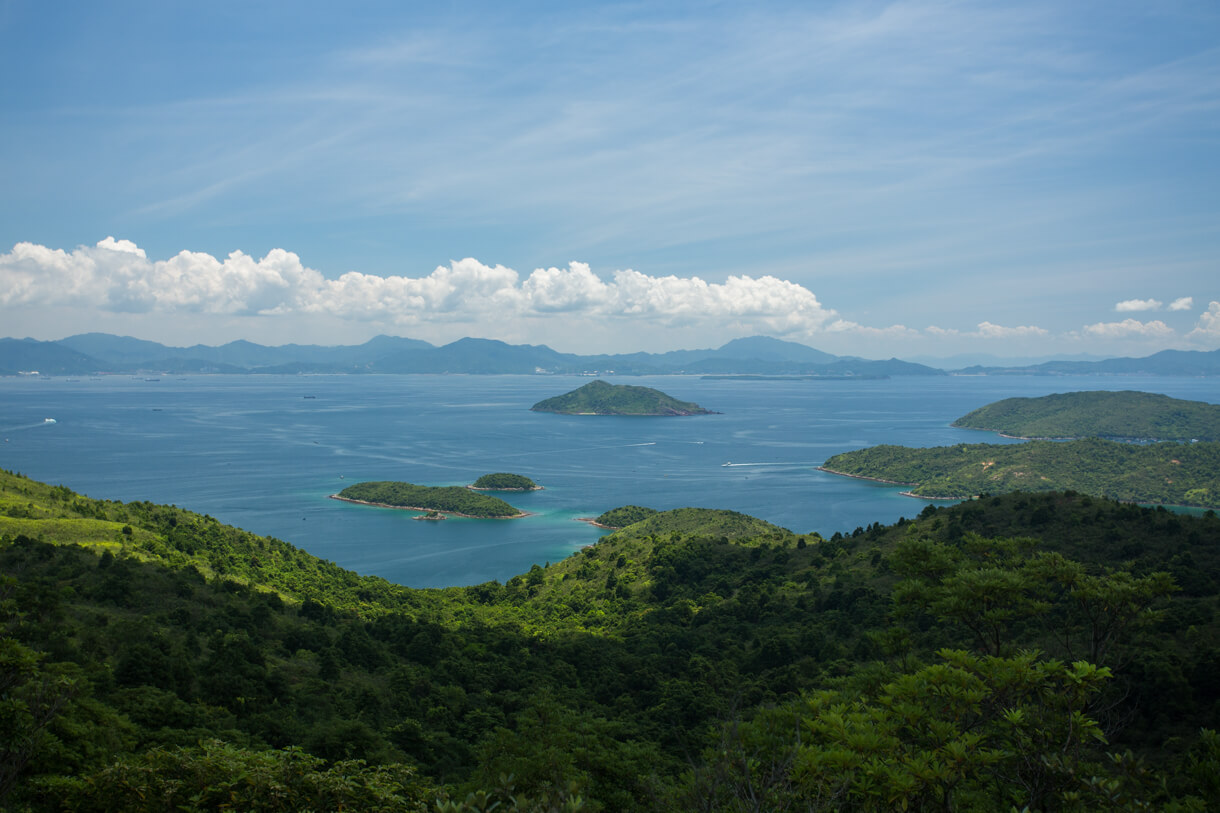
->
{"left": 818, "top": 465, "right": 969, "bottom": 502}
{"left": 575, "top": 517, "right": 617, "bottom": 530}
{"left": 329, "top": 494, "right": 530, "bottom": 520}
{"left": 467, "top": 485, "right": 544, "bottom": 492}
{"left": 815, "top": 466, "right": 917, "bottom": 488}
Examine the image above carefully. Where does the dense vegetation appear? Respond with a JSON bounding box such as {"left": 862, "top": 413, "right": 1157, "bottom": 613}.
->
{"left": 336, "top": 482, "right": 523, "bottom": 518}
{"left": 591, "top": 505, "right": 658, "bottom": 528}
{"left": 822, "top": 438, "right": 1220, "bottom": 507}
{"left": 953, "top": 390, "right": 1220, "bottom": 441}
{"left": 4, "top": 467, "right": 1220, "bottom": 810}
{"left": 530, "top": 380, "right": 714, "bottom": 416}
{"left": 470, "top": 473, "right": 540, "bottom": 491}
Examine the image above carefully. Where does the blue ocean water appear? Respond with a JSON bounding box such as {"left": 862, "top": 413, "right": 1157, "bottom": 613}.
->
{"left": 1, "top": 374, "right": 1216, "bottom": 587}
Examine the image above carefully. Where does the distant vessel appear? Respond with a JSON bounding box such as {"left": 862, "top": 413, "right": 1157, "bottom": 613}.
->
{"left": 722, "top": 461, "right": 731, "bottom": 466}
{"left": 44, "top": 418, "right": 56, "bottom": 424}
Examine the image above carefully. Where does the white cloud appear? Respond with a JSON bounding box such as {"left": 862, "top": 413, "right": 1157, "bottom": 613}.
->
{"left": 1168, "top": 297, "right": 1193, "bottom": 311}
{"left": 1082, "top": 318, "right": 1174, "bottom": 338}
{"left": 1187, "top": 301, "right": 1220, "bottom": 341}
{"left": 0, "top": 239, "right": 846, "bottom": 337}
{"left": 974, "top": 321, "right": 1049, "bottom": 339}
{"left": 1115, "top": 298, "right": 1162, "bottom": 312}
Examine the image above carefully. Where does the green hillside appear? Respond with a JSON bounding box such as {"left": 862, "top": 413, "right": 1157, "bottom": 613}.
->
{"left": 335, "top": 481, "right": 523, "bottom": 518}
{"left": 4, "top": 467, "right": 1220, "bottom": 810}
{"left": 822, "top": 437, "right": 1220, "bottom": 506}
{"left": 953, "top": 390, "right": 1220, "bottom": 441}
{"left": 530, "top": 380, "right": 714, "bottom": 415}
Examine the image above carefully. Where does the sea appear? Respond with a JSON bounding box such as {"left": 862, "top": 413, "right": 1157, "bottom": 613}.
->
{"left": 1, "top": 374, "right": 1216, "bottom": 588}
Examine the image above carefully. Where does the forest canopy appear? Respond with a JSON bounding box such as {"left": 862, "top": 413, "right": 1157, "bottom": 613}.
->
{"left": 4, "top": 467, "right": 1220, "bottom": 811}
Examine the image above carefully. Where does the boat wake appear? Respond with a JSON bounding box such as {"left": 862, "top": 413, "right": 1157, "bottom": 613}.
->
{"left": 721, "top": 461, "right": 817, "bottom": 468}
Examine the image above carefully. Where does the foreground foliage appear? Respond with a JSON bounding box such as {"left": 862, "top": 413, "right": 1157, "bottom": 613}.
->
{"left": 2, "top": 467, "right": 1220, "bottom": 810}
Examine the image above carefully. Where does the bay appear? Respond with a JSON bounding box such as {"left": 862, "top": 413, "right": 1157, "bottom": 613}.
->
{"left": 0, "top": 373, "right": 1216, "bottom": 587}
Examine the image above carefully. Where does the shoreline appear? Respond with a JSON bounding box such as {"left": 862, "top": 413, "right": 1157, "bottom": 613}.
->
{"left": 815, "top": 466, "right": 917, "bottom": 488}
{"left": 819, "top": 466, "right": 970, "bottom": 502}
{"left": 575, "top": 517, "right": 617, "bottom": 530}
{"left": 467, "top": 485, "right": 544, "bottom": 492}
{"left": 329, "top": 494, "right": 531, "bottom": 520}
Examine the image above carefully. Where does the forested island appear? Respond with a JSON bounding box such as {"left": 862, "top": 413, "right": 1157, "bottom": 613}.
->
{"left": 953, "top": 390, "right": 1220, "bottom": 441}
{"left": 587, "top": 504, "right": 659, "bottom": 529}
{"left": 6, "top": 467, "right": 1220, "bottom": 810}
{"left": 530, "top": 380, "right": 714, "bottom": 416}
{"left": 333, "top": 480, "right": 525, "bottom": 518}
{"left": 470, "top": 473, "right": 541, "bottom": 491}
{"left": 821, "top": 437, "right": 1220, "bottom": 506}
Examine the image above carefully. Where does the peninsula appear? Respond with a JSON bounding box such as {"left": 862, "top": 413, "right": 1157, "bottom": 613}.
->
{"left": 820, "top": 438, "right": 1220, "bottom": 507}
{"left": 530, "top": 380, "right": 715, "bottom": 416}
{"left": 952, "top": 390, "right": 1220, "bottom": 442}
{"left": 332, "top": 480, "right": 525, "bottom": 518}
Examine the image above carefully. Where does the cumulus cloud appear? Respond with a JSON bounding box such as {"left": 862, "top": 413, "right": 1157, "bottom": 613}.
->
{"left": 1082, "top": 318, "right": 1174, "bottom": 338}
{"left": 1168, "top": 297, "right": 1194, "bottom": 311}
{"left": 0, "top": 238, "right": 845, "bottom": 337}
{"left": 1115, "top": 298, "right": 1163, "bottom": 312}
{"left": 1188, "top": 301, "right": 1220, "bottom": 341}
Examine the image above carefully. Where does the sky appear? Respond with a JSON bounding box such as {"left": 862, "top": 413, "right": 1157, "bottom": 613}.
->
{"left": 1, "top": 0, "right": 1218, "bottom": 360}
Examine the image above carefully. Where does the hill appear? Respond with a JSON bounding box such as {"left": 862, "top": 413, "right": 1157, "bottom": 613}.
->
{"left": 955, "top": 347, "right": 1220, "bottom": 376}
{"left": 4, "top": 468, "right": 1220, "bottom": 810}
{"left": 2, "top": 332, "right": 951, "bottom": 376}
{"left": 530, "top": 380, "right": 715, "bottom": 415}
{"left": 821, "top": 437, "right": 1220, "bottom": 506}
{"left": 953, "top": 390, "right": 1220, "bottom": 441}
{"left": 470, "top": 473, "right": 540, "bottom": 491}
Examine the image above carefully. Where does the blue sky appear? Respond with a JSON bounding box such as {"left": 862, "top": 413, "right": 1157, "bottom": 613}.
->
{"left": 1, "top": 0, "right": 1217, "bottom": 358}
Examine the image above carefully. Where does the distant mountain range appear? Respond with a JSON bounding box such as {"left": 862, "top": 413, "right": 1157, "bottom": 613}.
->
{"left": 0, "top": 332, "right": 1216, "bottom": 377}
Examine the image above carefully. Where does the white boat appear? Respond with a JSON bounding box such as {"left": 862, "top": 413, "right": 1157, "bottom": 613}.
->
{"left": 44, "top": 418, "right": 56, "bottom": 424}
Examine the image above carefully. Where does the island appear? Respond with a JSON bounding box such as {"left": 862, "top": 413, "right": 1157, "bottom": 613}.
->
{"left": 530, "top": 380, "right": 715, "bottom": 416}
{"left": 470, "top": 473, "right": 542, "bottom": 491}
{"left": 579, "top": 505, "right": 659, "bottom": 529}
{"left": 332, "top": 481, "right": 526, "bottom": 518}
{"left": 952, "top": 390, "right": 1220, "bottom": 442}
{"left": 820, "top": 438, "right": 1220, "bottom": 507}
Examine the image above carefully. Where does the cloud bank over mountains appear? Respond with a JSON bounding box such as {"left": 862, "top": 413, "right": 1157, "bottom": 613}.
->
{"left": 1, "top": 238, "right": 1215, "bottom": 354}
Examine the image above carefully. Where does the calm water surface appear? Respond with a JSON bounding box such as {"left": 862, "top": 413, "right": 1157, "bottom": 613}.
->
{"left": 1, "top": 374, "right": 1216, "bottom": 587}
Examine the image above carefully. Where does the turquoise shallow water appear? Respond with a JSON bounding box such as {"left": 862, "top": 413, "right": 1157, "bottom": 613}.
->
{"left": 1, "top": 373, "right": 1216, "bottom": 587}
